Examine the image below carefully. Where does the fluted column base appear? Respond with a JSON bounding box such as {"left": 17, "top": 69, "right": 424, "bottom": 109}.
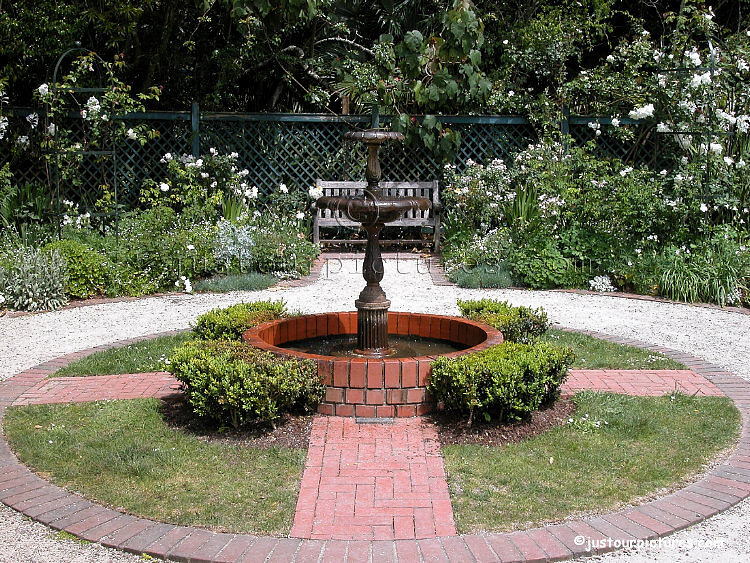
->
{"left": 354, "top": 299, "right": 391, "bottom": 356}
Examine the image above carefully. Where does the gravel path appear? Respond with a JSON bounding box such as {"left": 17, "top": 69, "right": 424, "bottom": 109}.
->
{"left": 1, "top": 257, "right": 748, "bottom": 562}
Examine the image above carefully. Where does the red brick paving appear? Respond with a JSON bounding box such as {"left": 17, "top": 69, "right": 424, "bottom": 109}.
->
{"left": 1, "top": 328, "right": 749, "bottom": 561}
{"left": 12, "top": 372, "right": 182, "bottom": 406}
{"left": 290, "top": 416, "right": 456, "bottom": 541}
{"left": 13, "top": 368, "right": 724, "bottom": 408}
{"left": 562, "top": 369, "right": 725, "bottom": 397}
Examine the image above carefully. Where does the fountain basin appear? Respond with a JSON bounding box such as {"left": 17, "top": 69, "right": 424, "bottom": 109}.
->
{"left": 242, "top": 312, "right": 503, "bottom": 418}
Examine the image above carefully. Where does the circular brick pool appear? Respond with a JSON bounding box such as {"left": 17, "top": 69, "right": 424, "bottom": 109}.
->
{"left": 242, "top": 312, "right": 503, "bottom": 418}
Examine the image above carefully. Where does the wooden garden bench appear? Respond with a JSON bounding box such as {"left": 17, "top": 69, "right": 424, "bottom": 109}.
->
{"left": 312, "top": 180, "right": 441, "bottom": 252}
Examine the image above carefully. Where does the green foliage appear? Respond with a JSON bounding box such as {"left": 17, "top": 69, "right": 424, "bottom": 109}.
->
{"left": 192, "top": 300, "right": 287, "bottom": 341}
{"left": 429, "top": 341, "right": 574, "bottom": 425}
{"left": 140, "top": 151, "right": 255, "bottom": 222}
{"left": 0, "top": 247, "right": 68, "bottom": 311}
{"left": 448, "top": 263, "right": 514, "bottom": 288}
{"left": 457, "top": 298, "right": 550, "bottom": 343}
{"left": 654, "top": 231, "right": 749, "bottom": 306}
{"left": 0, "top": 178, "right": 53, "bottom": 232}
{"left": 168, "top": 340, "right": 324, "bottom": 427}
{"left": 43, "top": 239, "right": 108, "bottom": 299}
{"left": 118, "top": 207, "right": 216, "bottom": 290}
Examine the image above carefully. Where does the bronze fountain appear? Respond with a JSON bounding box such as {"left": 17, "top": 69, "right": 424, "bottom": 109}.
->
{"left": 315, "top": 130, "right": 431, "bottom": 357}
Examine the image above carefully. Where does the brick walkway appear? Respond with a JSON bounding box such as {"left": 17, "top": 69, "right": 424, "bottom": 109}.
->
{"left": 12, "top": 368, "right": 725, "bottom": 407}
{"left": 290, "top": 416, "right": 455, "bottom": 541}
{"left": 11, "top": 372, "right": 182, "bottom": 406}
{"left": 2, "top": 335, "right": 749, "bottom": 561}
{"left": 562, "top": 369, "right": 725, "bottom": 397}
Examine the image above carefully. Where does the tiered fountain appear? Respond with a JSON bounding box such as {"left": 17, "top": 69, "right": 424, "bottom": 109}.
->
{"left": 243, "top": 130, "right": 502, "bottom": 417}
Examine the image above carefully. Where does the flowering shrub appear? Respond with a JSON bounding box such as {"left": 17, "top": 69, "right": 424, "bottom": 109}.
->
{"left": 140, "top": 150, "right": 257, "bottom": 221}
{"left": 589, "top": 275, "right": 616, "bottom": 293}
{"left": 117, "top": 207, "right": 216, "bottom": 290}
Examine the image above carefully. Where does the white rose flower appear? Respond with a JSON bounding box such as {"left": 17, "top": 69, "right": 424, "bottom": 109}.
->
{"left": 628, "top": 104, "right": 655, "bottom": 120}
{"left": 159, "top": 182, "right": 170, "bottom": 192}
{"left": 295, "top": 211, "right": 305, "bottom": 219}
{"left": 126, "top": 128, "right": 137, "bottom": 140}
{"left": 279, "top": 183, "right": 288, "bottom": 193}
{"left": 37, "top": 83, "right": 49, "bottom": 97}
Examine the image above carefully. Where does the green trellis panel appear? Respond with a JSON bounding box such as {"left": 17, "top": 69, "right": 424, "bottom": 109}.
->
{"left": 1, "top": 108, "right": 683, "bottom": 209}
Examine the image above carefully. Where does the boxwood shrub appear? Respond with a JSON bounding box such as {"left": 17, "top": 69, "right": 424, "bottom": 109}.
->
{"left": 428, "top": 341, "right": 574, "bottom": 426}
{"left": 457, "top": 298, "right": 550, "bottom": 343}
{"left": 192, "top": 300, "right": 286, "bottom": 341}
{"left": 168, "top": 340, "right": 324, "bottom": 428}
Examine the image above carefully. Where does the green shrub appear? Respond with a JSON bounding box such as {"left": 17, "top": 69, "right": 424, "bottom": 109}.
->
{"left": 0, "top": 247, "right": 68, "bottom": 311}
{"left": 192, "top": 300, "right": 287, "bottom": 341}
{"left": 458, "top": 299, "right": 550, "bottom": 343}
{"left": 43, "top": 239, "right": 108, "bottom": 299}
{"left": 428, "top": 341, "right": 574, "bottom": 426}
{"left": 448, "top": 263, "right": 514, "bottom": 288}
{"left": 168, "top": 340, "right": 324, "bottom": 427}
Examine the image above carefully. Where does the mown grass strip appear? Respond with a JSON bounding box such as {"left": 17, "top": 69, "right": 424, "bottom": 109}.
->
{"left": 4, "top": 399, "right": 306, "bottom": 535}
{"left": 443, "top": 391, "right": 740, "bottom": 533}
{"left": 541, "top": 328, "right": 686, "bottom": 369}
{"left": 52, "top": 333, "right": 194, "bottom": 377}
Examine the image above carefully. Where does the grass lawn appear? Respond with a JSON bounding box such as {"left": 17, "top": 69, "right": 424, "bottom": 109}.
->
{"left": 541, "top": 328, "right": 686, "bottom": 369}
{"left": 442, "top": 391, "right": 740, "bottom": 533}
{"left": 4, "top": 399, "right": 306, "bottom": 535}
{"left": 52, "top": 333, "right": 194, "bottom": 377}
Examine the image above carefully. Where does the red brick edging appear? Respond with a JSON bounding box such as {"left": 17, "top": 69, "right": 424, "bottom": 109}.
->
{"left": 1, "top": 329, "right": 749, "bottom": 561}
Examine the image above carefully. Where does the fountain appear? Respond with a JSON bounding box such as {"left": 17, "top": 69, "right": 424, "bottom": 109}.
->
{"left": 243, "top": 129, "right": 503, "bottom": 417}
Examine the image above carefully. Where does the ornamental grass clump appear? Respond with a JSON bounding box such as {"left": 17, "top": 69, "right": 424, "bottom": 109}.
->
{"left": 192, "top": 300, "right": 286, "bottom": 341}
{"left": 168, "top": 340, "right": 323, "bottom": 428}
{"left": 458, "top": 298, "right": 549, "bottom": 343}
{"left": 428, "top": 341, "right": 574, "bottom": 426}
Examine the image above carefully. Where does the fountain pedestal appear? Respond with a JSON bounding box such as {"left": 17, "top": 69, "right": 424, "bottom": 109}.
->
{"left": 315, "top": 129, "right": 431, "bottom": 357}
{"left": 355, "top": 224, "right": 390, "bottom": 354}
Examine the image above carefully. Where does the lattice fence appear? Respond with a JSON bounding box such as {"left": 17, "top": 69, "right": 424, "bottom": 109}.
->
{"left": 1, "top": 108, "right": 675, "bottom": 211}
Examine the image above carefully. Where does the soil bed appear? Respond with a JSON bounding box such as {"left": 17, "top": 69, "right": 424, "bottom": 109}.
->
{"left": 430, "top": 399, "right": 575, "bottom": 446}
{"left": 160, "top": 397, "right": 574, "bottom": 449}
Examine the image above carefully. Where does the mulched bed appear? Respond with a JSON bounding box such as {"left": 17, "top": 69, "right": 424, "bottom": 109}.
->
{"left": 160, "top": 397, "right": 316, "bottom": 449}
{"left": 430, "top": 399, "right": 576, "bottom": 447}
{"left": 160, "top": 397, "right": 575, "bottom": 449}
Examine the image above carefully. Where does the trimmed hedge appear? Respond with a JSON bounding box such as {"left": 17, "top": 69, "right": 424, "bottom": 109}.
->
{"left": 428, "top": 341, "right": 574, "bottom": 425}
{"left": 168, "top": 340, "right": 324, "bottom": 428}
{"left": 458, "top": 298, "right": 549, "bottom": 343}
{"left": 192, "top": 300, "right": 286, "bottom": 341}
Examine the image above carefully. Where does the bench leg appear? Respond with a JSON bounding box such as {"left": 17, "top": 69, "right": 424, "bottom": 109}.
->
{"left": 433, "top": 214, "right": 441, "bottom": 253}
{"left": 313, "top": 216, "right": 320, "bottom": 245}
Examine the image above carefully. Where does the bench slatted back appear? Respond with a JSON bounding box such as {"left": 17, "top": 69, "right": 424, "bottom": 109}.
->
{"left": 313, "top": 179, "right": 441, "bottom": 250}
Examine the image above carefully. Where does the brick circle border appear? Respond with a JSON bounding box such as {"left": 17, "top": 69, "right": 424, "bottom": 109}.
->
{"left": 1, "top": 328, "right": 748, "bottom": 562}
